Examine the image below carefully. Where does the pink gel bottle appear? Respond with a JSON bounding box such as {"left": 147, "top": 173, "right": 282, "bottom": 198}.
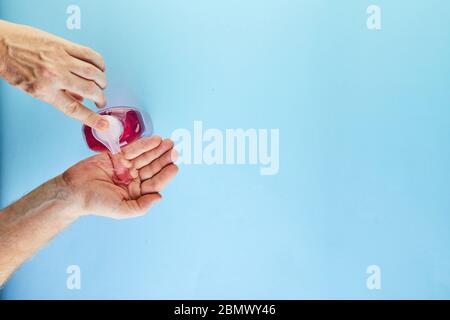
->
{"left": 83, "top": 106, "right": 153, "bottom": 153}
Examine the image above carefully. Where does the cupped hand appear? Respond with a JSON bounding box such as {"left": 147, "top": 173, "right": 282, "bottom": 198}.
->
{"left": 0, "top": 20, "right": 109, "bottom": 131}
{"left": 62, "top": 136, "right": 179, "bottom": 219}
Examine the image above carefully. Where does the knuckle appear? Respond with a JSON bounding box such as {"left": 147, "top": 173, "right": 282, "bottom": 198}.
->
{"left": 43, "top": 43, "right": 66, "bottom": 59}
{"left": 84, "top": 65, "right": 95, "bottom": 76}
{"left": 84, "top": 82, "right": 97, "bottom": 95}
{"left": 63, "top": 101, "right": 79, "bottom": 116}
{"left": 85, "top": 111, "right": 99, "bottom": 124}
{"left": 38, "top": 64, "right": 57, "bottom": 80}
{"left": 81, "top": 46, "right": 93, "bottom": 56}
{"left": 47, "top": 41, "right": 62, "bottom": 51}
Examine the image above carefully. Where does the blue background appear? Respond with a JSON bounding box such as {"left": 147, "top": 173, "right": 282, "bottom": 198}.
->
{"left": 1, "top": 0, "right": 450, "bottom": 299}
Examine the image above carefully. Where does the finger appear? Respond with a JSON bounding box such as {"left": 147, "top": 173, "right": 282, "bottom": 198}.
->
{"left": 65, "top": 44, "right": 106, "bottom": 71}
{"left": 137, "top": 193, "right": 162, "bottom": 211}
{"left": 69, "top": 58, "right": 107, "bottom": 89}
{"left": 128, "top": 180, "right": 141, "bottom": 200}
{"left": 139, "top": 149, "right": 178, "bottom": 181}
{"left": 52, "top": 91, "right": 109, "bottom": 130}
{"left": 116, "top": 157, "right": 139, "bottom": 179}
{"left": 122, "top": 136, "right": 162, "bottom": 160}
{"left": 61, "top": 73, "right": 106, "bottom": 108}
{"left": 119, "top": 193, "right": 162, "bottom": 218}
{"left": 141, "top": 164, "right": 178, "bottom": 194}
{"left": 67, "top": 91, "right": 84, "bottom": 102}
{"left": 133, "top": 139, "right": 174, "bottom": 169}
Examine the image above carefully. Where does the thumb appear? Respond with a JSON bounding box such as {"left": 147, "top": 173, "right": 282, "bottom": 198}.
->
{"left": 118, "top": 193, "right": 162, "bottom": 219}
{"left": 136, "top": 193, "right": 162, "bottom": 213}
{"left": 52, "top": 91, "right": 109, "bottom": 130}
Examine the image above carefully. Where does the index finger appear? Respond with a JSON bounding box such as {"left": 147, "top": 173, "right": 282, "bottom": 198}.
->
{"left": 52, "top": 91, "right": 109, "bottom": 130}
{"left": 65, "top": 44, "right": 106, "bottom": 72}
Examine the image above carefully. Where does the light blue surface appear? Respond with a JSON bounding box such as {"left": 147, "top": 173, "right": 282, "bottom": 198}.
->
{"left": 1, "top": 0, "right": 450, "bottom": 299}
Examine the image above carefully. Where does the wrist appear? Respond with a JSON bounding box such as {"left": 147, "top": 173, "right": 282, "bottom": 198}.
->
{"left": 52, "top": 175, "right": 87, "bottom": 220}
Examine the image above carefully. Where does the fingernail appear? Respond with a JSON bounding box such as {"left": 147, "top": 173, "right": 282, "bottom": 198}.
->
{"left": 97, "top": 119, "right": 109, "bottom": 131}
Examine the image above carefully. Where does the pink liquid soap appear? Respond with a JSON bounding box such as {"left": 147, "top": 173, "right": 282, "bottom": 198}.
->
{"left": 111, "top": 155, "right": 134, "bottom": 186}
{"left": 83, "top": 107, "right": 148, "bottom": 153}
{"left": 83, "top": 107, "right": 152, "bottom": 186}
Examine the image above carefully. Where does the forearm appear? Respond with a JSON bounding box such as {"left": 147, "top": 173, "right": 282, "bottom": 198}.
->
{"left": 0, "top": 20, "right": 10, "bottom": 77}
{"left": 0, "top": 175, "right": 83, "bottom": 286}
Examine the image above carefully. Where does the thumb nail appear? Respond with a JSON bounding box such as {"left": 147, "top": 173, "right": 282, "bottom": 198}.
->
{"left": 97, "top": 118, "right": 110, "bottom": 131}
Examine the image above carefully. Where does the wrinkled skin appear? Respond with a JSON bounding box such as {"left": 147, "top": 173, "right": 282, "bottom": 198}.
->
{"left": 0, "top": 19, "right": 109, "bottom": 130}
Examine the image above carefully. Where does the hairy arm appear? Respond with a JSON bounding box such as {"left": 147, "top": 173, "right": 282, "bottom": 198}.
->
{"left": 0, "top": 175, "right": 80, "bottom": 286}
{"left": 0, "top": 136, "right": 178, "bottom": 287}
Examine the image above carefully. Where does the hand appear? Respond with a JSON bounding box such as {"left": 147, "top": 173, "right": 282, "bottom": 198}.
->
{"left": 0, "top": 136, "right": 178, "bottom": 284}
{"left": 0, "top": 20, "right": 109, "bottom": 131}
{"left": 62, "top": 136, "right": 179, "bottom": 219}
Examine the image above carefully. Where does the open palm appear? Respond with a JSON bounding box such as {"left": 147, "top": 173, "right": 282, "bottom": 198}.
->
{"left": 62, "top": 136, "right": 178, "bottom": 219}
